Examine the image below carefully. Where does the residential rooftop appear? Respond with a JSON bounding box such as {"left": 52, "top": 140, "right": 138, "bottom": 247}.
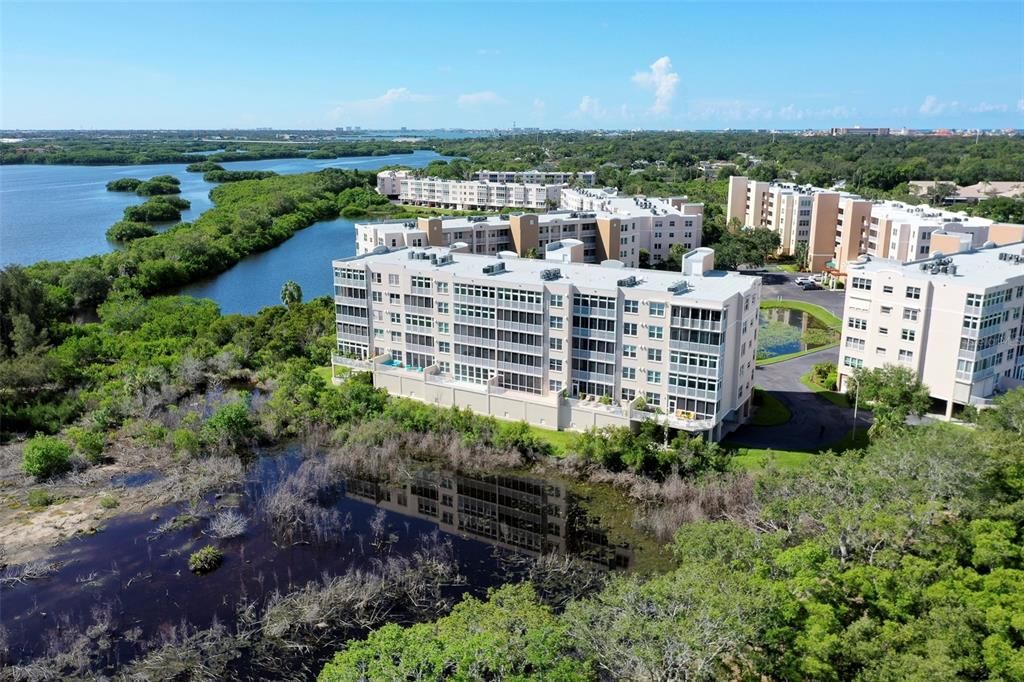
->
{"left": 335, "top": 246, "right": 757, "bottom": 301}
{"left": 848, "top": 240, "right": 1024, "bottom": 286}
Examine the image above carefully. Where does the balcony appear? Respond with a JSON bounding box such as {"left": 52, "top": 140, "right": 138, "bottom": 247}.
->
{"left": 669, "top": 317, "right": 723, "bottom": 332}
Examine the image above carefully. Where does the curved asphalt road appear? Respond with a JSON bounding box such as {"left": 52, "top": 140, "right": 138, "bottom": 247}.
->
{"left": 730, "top": 346, "right": 873, "bottom": 450}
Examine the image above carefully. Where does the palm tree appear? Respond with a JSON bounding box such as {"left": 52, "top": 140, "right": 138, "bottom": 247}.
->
{"left": 280, "top": 280, "right": 302, "bottom": 308}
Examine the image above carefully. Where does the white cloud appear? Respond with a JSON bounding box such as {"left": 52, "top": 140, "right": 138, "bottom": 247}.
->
{"left": 576, "top": 95, "right": 606, "bottom": 119}
{"left": 631, "top": 56, "right": 679, "bottom": 114}
{"left": 329, "top": 87, "right": 433, "bottom": 121}
{"left": 919, "top": 95, "right": 960, "bottom": 116}
{"left": 477, "top": 48, "right": 501, "bottom": 56}
{"left": 969, "top": 102, "right": 1009, "bottom": 113}
{"left": 457, "top": 91, "right": 503, "bottom": 107}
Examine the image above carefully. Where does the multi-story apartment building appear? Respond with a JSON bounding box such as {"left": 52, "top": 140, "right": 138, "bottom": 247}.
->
{"left": 837, "top": 242, "right": 1024, "bottom": 417}
{"left": 356, "top": 191, "right": 704, "bottom": 268}
{"left": 830, "top": 127, "right": 890, "bottom": 137}
{"left": 375, "top": 170, "right": 562, "bottom": 210}
{"left": 727, "top": 176, "right": 1024, "bottom": 275}
{"left": 473, "top": 169, "right": 597, "bottom": 186}
{"left": 332, "top": 246, "right": 760, "bottom": 441}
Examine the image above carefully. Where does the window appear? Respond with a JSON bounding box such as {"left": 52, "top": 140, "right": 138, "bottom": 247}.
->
{"left": 436, "top": 302, "right": 449, "bottom": 314}
{"left": 646, "top": 370, "right": 661, "bottom": 384}
{"left": 390, "top": 331, "right": 402, "bottom": 342}
{"left": 649, "top": 302, "right": 665, "bottom": 317}
{"left": 388, "top": 274, "right": 400, "bottom": 286}
{"left": 876, "top": 347, "right": 886, "bottom": 356}
{"left": 622, "top": 367, "right": 636, "bottom": 380}
{"left": 901, "top": 328, "right": 916, "bottom": 341}
{"left": 549, "top": 380, "right": 563, "bottom": 393}
{"left": 549, "top": 316, "right": 564, "bottom": 330}
{"left": 436, "top": 281, "right": 449, "bottom": 293}
{"left": 550, "top": 294, "right": 564, "bottom": 308}
{"left": 549, "top": 358, "right": 563, "bottom": 372}
{"left": 647, "top": 348, "right": 662, "bottom": 362}
{"left": 622, "top": 344, "right": 637, "bottom": 358}
{"left": 879, "top": 327, "right": 889, "bottom": 335}
{"left": 845, "top": 337, "right": 865, "bottom": 350}
{"left": 847, "top": 317, "right": 867, "bottom": 331}
{"left": 843, "top": 356, "right": 864, "bottom": 369}
{"left": 648, "top": 325, "right": 664, "bottom": 340}
{"left": 851, "top": 276, "right": 872, "bottom": 291}
{"left": 966, "top": 293, "right": 982, "bottom": 307}
{"left": 881, "top": 306, "right": 893, "bottom": 315}
{"left": 624, "top": 299, "right": 639, "bottom": 314}
{"left": 372, "top": 291, "right": 382, "bottom": 303}
{"left": 390, "top": 312, "right": 401, "bottom": 324}
{"left": 882, "top": 285, "right": 893, "bottom": 294}
{"left": 903, "top": 308, "right": 919, "bottom": 321}
{"left": 621, "top": 388, "right": 636, "bottom": 402}
{"left": 906, "top": 286, "right": 921, "bottom": 300}
{"left": 623, "top": 322, "right": 638, "bottom": 336}
{"left": 389, "top": 293, "right": 401, "bottom": 305}
{"left": 437, "top": 341, "right": 450, "bottom": 353}
{"left": 644, "top": 391, "right": 662, "bottom": 407}
{"left": 898, "top": 349, "right": 914, "bottom": 362}
{"left": 550, "top": 338, "right": 563, "bottom": 351}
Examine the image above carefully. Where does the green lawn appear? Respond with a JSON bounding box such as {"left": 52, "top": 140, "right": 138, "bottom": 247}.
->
{"left": 800, "top": 372, "right": 852, "bottom": 408}
{"left": 750, "top": 389, "right": 791, "bottom": 426}
{"left": 313, "top": 366, "right": 334, "bottom": 383}
{"left": 527, "top": 425, "right": 577, "bottom": 456}
{"left": 729, "top": 448, "right": 816, "bottom": 471}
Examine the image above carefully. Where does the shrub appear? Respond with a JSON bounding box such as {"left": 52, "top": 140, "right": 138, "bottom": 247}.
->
{"left": 208, "top": 510, "right": 248, "bottom": 539}
{"left": 200, "top": 401, "right": 255, "bottom": 452}
{"left": 27, "top": 489, "right": 55, "bottom": 508}
{"left": 99, "top": 495, "right": 120, "bottom": 509}
{"left": 22, "top": 436, "right": 73, "bottom": 479}
{"left": 172, "top": 428, "right": 201, "bottom": 457}
{"left": 68, "top": 427, "right": 106, "bottom": 464}
{"left": 106, "top": 220, "right": 156, "bottom": 242}
{"left": 106, "top": 177, "right": 143, "bottom": 192}
{"left": 140, "top": 422, "right": 168, "bottom": 447}
{"left": 188, "top": 545, "right": 223, "bottom": 574}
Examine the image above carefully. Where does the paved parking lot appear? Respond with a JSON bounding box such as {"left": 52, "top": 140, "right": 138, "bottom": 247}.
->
{"left": 759, "top": 271, "right": 846, "bottom": 318}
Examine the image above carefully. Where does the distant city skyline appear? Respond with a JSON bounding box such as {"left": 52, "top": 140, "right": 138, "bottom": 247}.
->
{"left": 2, "top": 1, "right": 1022, "bottom": 130}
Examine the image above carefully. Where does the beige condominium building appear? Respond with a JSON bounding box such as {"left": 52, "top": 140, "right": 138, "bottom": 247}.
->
{"left": 472, "top": 169, "right": 597, "bottom": 186}
{"left": 332, "top": 246, "right": 760, "bottom": 441}
{"left": 376, "top": 169, "right": 562, "bottom": 211}
{"left": 838, "top": 242, "right": 1024, "bottom": 417}
{"left": 727, "top": 176, "right": 1024, "bottom": 276}
{"left": 356, "top": 189, "right": 703, "bottom": 268}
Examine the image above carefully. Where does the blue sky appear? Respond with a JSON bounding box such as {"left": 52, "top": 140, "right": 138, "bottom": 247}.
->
{"left": 2, "top": 1, "right": 1022, "bottom": 130}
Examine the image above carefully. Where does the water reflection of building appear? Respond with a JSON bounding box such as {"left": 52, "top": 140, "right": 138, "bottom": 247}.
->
{"left": 345, "top": 470, "right": 632, "bottom": 570}
{"left": 761, "top": 307, "right": 811, "bottom": 335}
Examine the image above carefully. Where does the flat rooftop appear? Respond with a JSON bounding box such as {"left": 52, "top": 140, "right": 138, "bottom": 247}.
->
{"left": 335, "top": 247, "right": 757, "bottom": 301}
{"left": 850, "top": 240, "right": 1024, "bottom": 287}
{"left": 868, "top": 201, "right": 992, "bottom": 227}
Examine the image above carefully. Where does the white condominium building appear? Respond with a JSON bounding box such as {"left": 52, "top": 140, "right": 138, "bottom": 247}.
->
{"left": 726, "top": 176, "right": 1024, "bottom": 275}
{"left": 332, "top": 246, "right": 761, "bottom": 441}
{"left": 838, "top": 242, "right": 1024, "bottom": 417}
{"left": 376, "top": 170, "right": 562, "bottom": 210}
{"left": 473, "top": 169, "right": 597, "bottom": 186}
{"left": 355, "top": 192, "right": 703, "bottom": 269}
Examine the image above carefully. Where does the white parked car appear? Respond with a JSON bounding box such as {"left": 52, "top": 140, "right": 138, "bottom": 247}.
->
{"left": 794, "top": 276, "right": 813, "bottom": 285}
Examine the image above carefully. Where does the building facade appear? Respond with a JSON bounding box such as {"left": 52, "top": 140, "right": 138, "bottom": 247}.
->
{"left": 472, "top": 169, "right": 597, "bottom": 186}
{"left": 376, "top": 170, "right": 562, "bottom": 210}
{"left": 727, "top": 176, "right": 1024, "bottom": 275}
{"left": 332, "top": 247, "right": 760, "bottom": 441}
{"left": 837, "top": 243, "right": 1024, "bottom": 416}
{"left": 356, "top": 191, "right": 704, "bottom": 268}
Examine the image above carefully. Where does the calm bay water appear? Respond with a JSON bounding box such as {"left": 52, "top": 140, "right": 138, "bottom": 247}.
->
{"left": 179, "top": 215, "right": 357, "bottom": 314}
{"left": 0, "top": 150, "right": 447, "bottom": 266}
